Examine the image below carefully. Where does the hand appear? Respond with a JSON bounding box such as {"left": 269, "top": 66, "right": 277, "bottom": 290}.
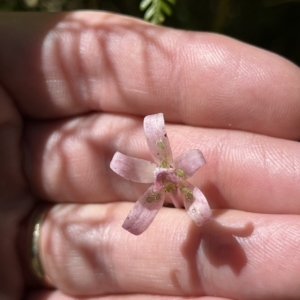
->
{"left": 1, "top": 11, "right": 300, "bottom": 300}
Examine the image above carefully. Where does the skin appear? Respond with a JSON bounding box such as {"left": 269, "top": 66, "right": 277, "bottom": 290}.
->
{"left": 0, "top": 11, "right": 300, "bottom": 300}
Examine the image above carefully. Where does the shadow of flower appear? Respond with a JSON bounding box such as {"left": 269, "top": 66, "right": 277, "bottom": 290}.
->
{"left": 201, "top": 218, "right": 254, "bottom": 275}
{"left": 177, "top": 210, "right": 254, "bottom": 293}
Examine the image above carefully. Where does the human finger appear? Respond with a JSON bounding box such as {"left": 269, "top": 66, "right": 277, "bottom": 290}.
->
{"left": 27, "top": 290, "right": 232, "bottom": 300}
{"left": 25, "top": 113, "right": 300, "bottom": 214}
{"left": 1, "top": 12, "right": 300, "bottom": 138}
{"left": 31, "top": 203, "right": 300, "bottom": 300}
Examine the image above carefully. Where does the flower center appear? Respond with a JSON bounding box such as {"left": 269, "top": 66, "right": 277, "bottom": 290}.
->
{"left": 154, "top": 168, "right": 181, "bottom": 192}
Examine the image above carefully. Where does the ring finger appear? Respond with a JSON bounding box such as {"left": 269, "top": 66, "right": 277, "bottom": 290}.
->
{"left": 34, "top": 202, "right": 300, "bottom": 299}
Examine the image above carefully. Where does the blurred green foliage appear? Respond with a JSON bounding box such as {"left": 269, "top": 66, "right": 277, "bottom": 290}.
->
{"left": 1, "top": 0, "right": 300, "bottom": 65}
{"left": 140, "top": 0, "right": 176, "bottom": 24}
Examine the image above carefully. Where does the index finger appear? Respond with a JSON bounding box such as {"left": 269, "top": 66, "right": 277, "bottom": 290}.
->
{"left": 1, "top": 12, "right": 300, "bottom": 138}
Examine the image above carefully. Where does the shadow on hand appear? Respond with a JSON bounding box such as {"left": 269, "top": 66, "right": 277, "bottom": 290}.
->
{"left": 201, "top": 217, "right": 254, "bottom": 275}
{"left": 42, "top": 203, "right": 121, "bottom": 295}
{"left": 178, "top": 210, "right": 254, "bottom": 293}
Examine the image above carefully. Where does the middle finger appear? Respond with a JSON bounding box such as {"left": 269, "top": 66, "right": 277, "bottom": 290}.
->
{"left": 25, "top": 113, "right": 300, "bottom": 214}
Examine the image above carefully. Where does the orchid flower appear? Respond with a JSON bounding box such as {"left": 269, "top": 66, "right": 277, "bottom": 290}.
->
{"left": 110, "top": 113, "right": 212, "bottom": 235}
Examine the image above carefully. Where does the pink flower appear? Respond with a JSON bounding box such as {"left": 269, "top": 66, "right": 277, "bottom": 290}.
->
{"left": 110, "top": 113, "right": 212, "bottom": 235}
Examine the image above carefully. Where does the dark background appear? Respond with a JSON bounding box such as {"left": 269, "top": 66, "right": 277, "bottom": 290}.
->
{"left": 1, "top": 0, "right": 300, "bottom": 66}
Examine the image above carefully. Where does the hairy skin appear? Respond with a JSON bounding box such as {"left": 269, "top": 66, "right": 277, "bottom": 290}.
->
{"left": 0, "top": 11, "right": 300, "bottom": 300}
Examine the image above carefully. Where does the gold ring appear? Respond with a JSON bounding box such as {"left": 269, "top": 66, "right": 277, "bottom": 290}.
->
{"left": 27, "top": 203, "right": 52, "bottom": 286}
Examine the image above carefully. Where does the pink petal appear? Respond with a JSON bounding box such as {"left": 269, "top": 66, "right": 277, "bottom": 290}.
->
{"left": 169, "top": 190, "right": 182, "bottom": 208}
{"left": 179, "top": 182, "right": 212, "bottom": 226}
{"left": 110, "top": 152, "right": 156, "bottom": 183}
{"left": 174, "top": 149, "right": 206, "bottom": 179}
{"left": 143, "top": 113, "right": 173, "bottom": 166}
{"left": 122, "top": 186, "right": 165, "bottom": 235}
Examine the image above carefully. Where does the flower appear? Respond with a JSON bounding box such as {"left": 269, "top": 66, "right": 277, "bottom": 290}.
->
{"left": 110, "top": 113, "right": 212, "bottom": 235}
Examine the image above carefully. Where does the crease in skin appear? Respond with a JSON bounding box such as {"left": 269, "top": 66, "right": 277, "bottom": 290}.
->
{"left": 242, "top": 217, "right": 300, "bottom": 298}
{"left": 24, "top": 112, "right": 300, "bottom": 215}
{"left": 1, "top": 12, "right": 300, "bottom": 300}
{"left": 252, "top": 220, "right": 300, "bottom": 262}
{"left": 27, "top": 289, "right": 234, "bottom": 299}
{"left": 39, "top": 204, "right": 300, "bottom": 299}
{"left": 1, "top": 12, "right": 300, "bottom": 138}
{"left": 198, "top": 213, "right": 300, "bottom": 299}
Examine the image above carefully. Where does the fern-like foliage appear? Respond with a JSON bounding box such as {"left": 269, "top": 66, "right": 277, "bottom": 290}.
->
{"left": 140, "top": 0, "right": 176, "bottom": 24}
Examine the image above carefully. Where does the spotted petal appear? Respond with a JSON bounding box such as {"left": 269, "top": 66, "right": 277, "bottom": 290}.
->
{"left": 174, "top": 149, "right": 206, "bottom": 179}
{"left": 144, "top": 113, "right": 173, "bottom": 166}
{"left": 110, "top": 152, "right": 156, "bottom": 183}
{"left": 179, "top": 182, "right": 212, "bottom": 226}
{"left": 122, "top": 186, "right": 165, "bottom": 235}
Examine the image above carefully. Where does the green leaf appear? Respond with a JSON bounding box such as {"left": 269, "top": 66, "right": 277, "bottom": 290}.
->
{"left": 160, "top": 1, "right": 172, "bottom": 16}
{"left": 144, "top": 5, "right": 156, "bottom": 20}
{"left": 140, "top": 0, "right": 152, "bottom": 11}
{"left": 140, "top": 0, "right": 176, "bottom": 24}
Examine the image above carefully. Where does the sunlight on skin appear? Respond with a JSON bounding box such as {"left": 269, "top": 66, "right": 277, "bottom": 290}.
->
{"left": 1, "top": 12, "right": 300, "bottom": 136}
{"left": 0, "top": 10, "right": 300, "bottom": 300}
{"left": 37, "top": 204, "right": 300, "bottom": 299}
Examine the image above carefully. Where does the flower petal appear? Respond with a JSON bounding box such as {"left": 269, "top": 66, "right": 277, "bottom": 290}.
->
{"left": 179, "top": 182, "right": 212, "bottom": 226}
{"left": 143, "top": 113, "right": 173, "bottom": 166}
{"left": 169, "top": 190, "right": 182, "bottom": 208}
{"left": 122, "top": 186, "right": 165, "bottom": 235}
{"left": 110, "top": 152, "right": 156, "bottom": 183}
{"left": 174, "top": 149, "right": 206, "bottom": 179}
